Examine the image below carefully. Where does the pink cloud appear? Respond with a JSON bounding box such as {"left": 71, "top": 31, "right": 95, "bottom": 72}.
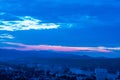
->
{"left": 1, "top": 42, "right": 112, "bottom": 53}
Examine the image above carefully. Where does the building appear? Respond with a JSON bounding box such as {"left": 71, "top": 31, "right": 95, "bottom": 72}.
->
{"left": 95, "top": 68, "right": 108, "bottom": 80}
{"left": 70, "top": 68, "right": 84, "bottom": 75}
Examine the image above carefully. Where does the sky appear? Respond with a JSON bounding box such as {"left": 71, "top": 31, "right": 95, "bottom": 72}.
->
{"left": 0, "top": 0, "right": 120, "bottom": 58}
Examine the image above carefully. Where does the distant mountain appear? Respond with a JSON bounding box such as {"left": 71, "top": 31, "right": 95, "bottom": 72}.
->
{"left": 0, "top": 49, "right": 120, "bottom": 72}
{"left": 0, "top": 49, "right": 92, "bottom": 61}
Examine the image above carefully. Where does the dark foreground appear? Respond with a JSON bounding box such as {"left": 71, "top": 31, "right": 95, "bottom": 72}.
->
{"left": 0, "top": 63, "right": 120, "bottom": 80}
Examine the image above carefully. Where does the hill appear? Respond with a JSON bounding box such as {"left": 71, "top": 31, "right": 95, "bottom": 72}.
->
{"left": 0, "top": 49, "right": 120, "bottom": 72}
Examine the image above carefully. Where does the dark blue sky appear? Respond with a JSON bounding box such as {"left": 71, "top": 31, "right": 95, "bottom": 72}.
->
{"left": 0, "top": 0, "right": 120, "bottom": 57}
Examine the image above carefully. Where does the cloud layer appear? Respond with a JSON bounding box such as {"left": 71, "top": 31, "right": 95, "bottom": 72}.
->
{"left": 0, "top": 34, "right": 14, "bottom": 39}
{"left": 0, "top": 16, "right": 60, "bottom": 31}
{"left": 2, "top": 42, "right": 120, "bottom": 53}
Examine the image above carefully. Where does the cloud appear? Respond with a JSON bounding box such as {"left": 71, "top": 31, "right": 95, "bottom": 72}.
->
{"left": 0, "top": 34, "right": 14, "bottom": 39}
{"left": 107, "top": 47, "right": 120, "bottom": 50}
{"left": 1, "top": 42, "right": 114, "bottom": 53}
{"left": 0, "top": 12, "right": 118, "bottom": 30}
{"left": 0, "top": 12, "right": 5, "bottom": 15}
{"left": 0, "top": 16, "right": 60, "bottom": 31}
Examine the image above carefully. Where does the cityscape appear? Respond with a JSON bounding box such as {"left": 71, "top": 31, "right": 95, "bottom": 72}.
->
{"left": 0, "top": 63, "right": 120, "bottom": 80}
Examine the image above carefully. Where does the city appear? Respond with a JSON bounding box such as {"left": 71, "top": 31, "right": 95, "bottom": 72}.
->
{"left": 0, "top": 64, "right": 120, "bottom": 80}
